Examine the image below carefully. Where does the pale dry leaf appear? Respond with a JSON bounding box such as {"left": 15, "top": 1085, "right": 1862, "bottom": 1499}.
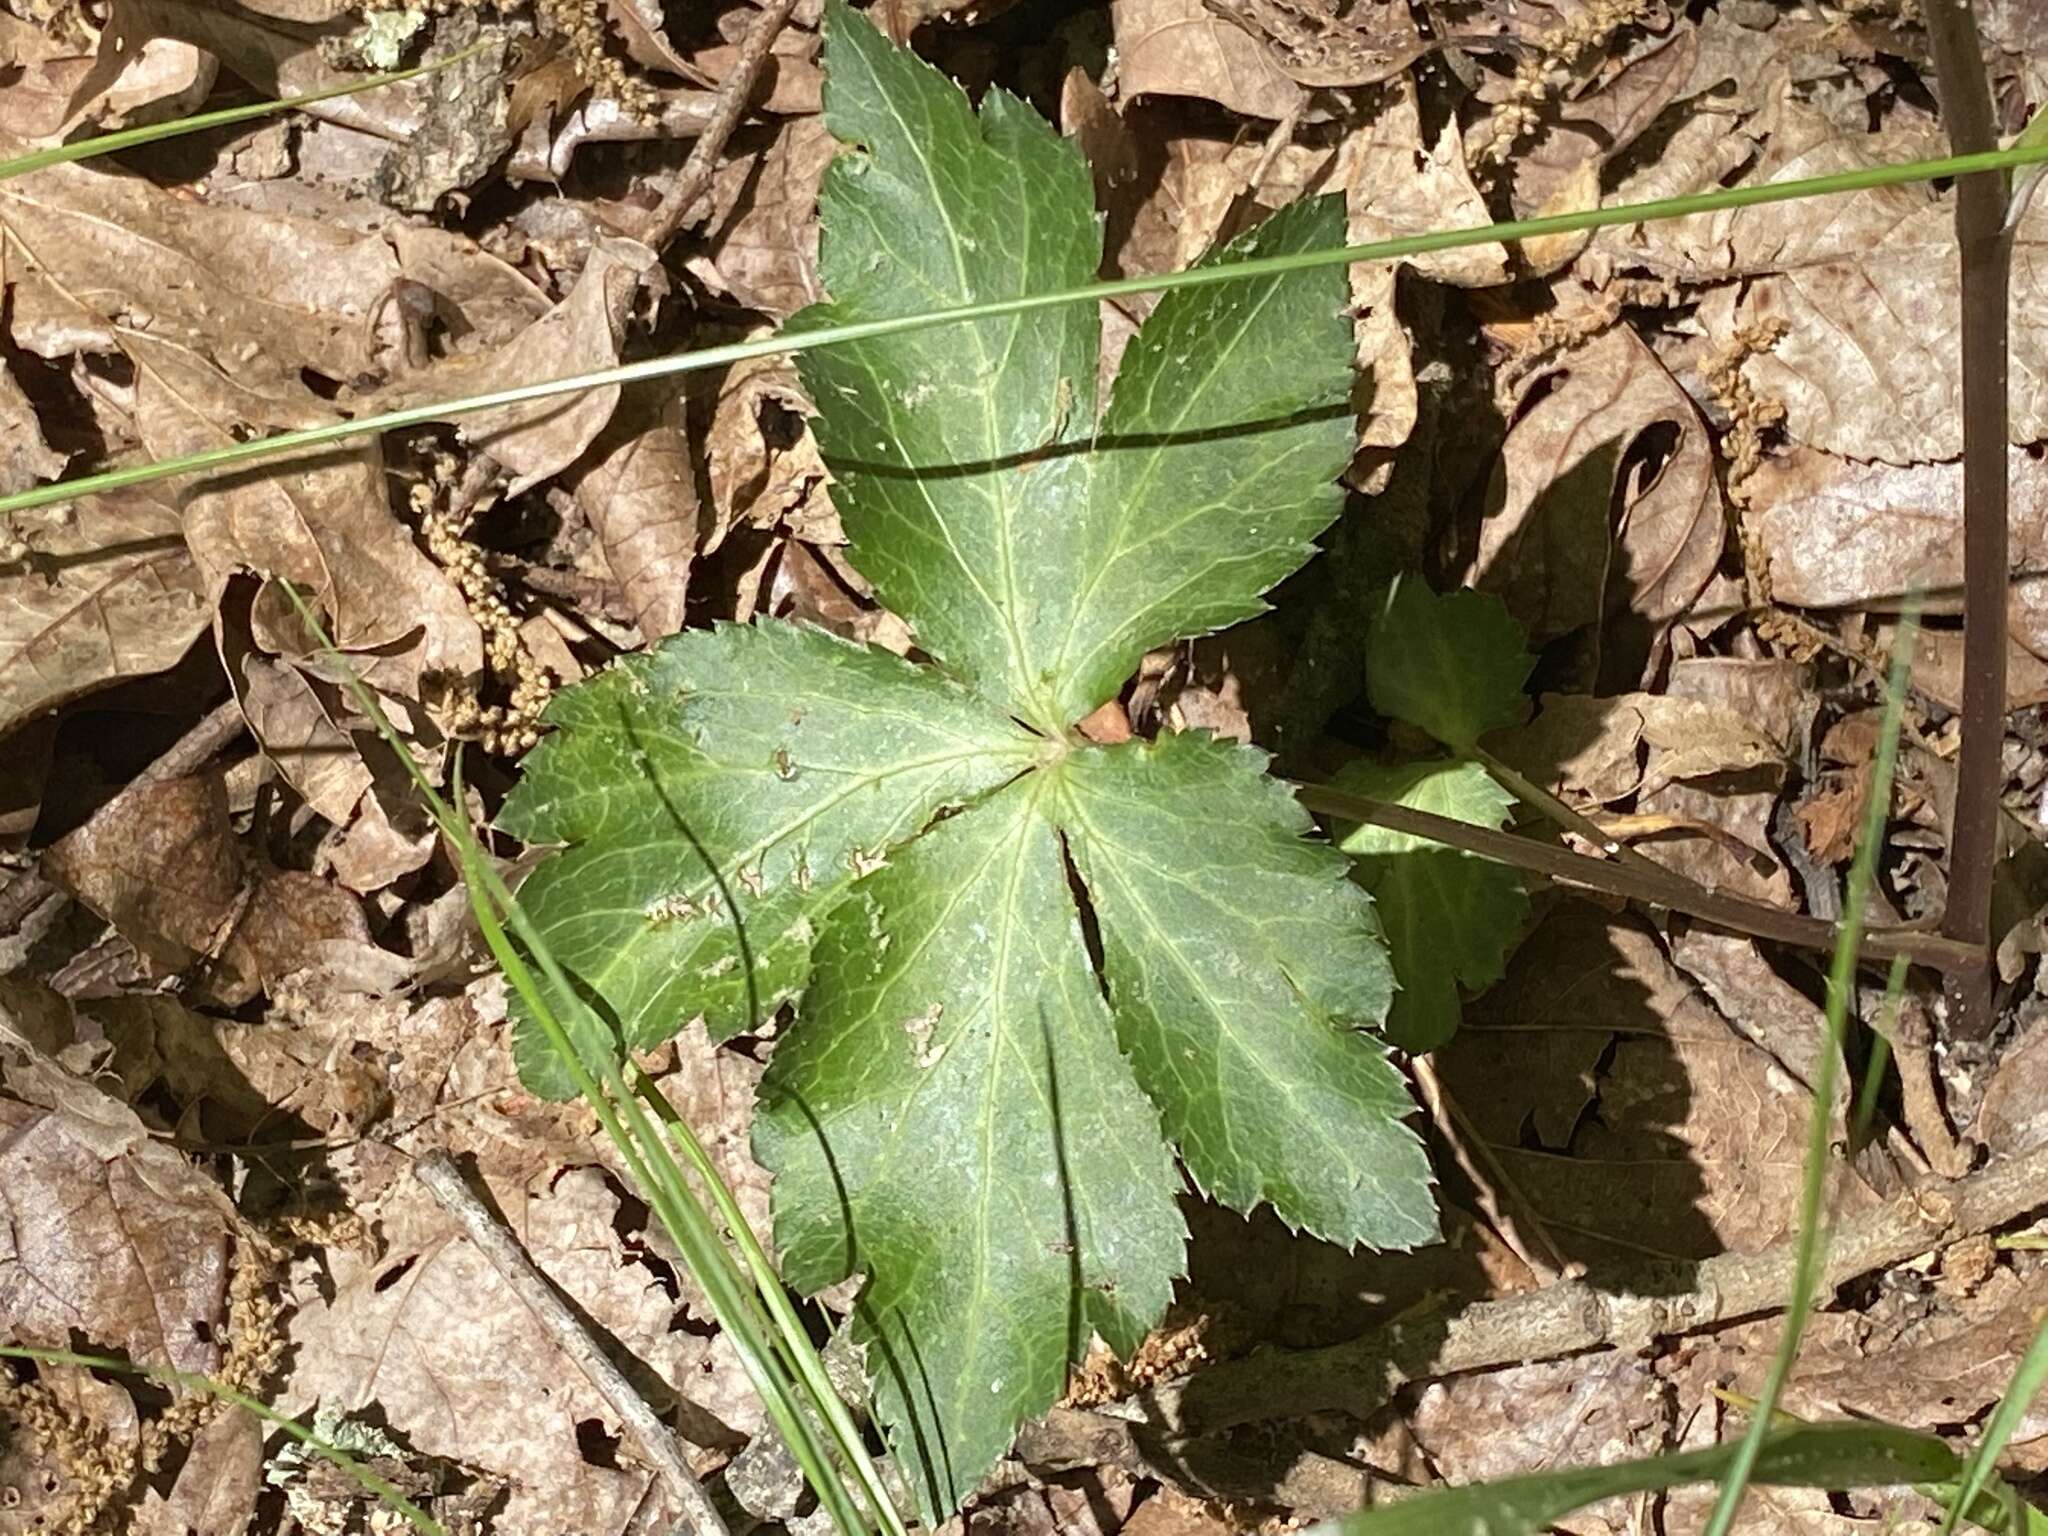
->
{"left": 405, "top": 237, "right": 659, "bottom": 492}
{"left": 604, "top": 0, "right": 694, "bottom": 73}
{"left": 1637, "top": 656, "right": 1808, "bottom": 907}
{"left": 0, "top": 1031, "right": 236, "bottom": 1375}
{"left": 42, "top": 773, "right": 242, "bottom": 976}
{"left": 0, "top": 356, "right": 64, "bottom": 494}
{"left": 688, "top": 114, "right": 837, "bottom": 320}
{"left": 1748, "top": 446, "right": 2048, "bottom": 611}
{"left": 0, "top": 489, "right": 209, "bottom": 737}
{"left": 701, "top": 348, "right": 830, "bottom": 552}
{"left": 1202, "top": 0, "right": 1425, "bottom": 88}
{"left": 234, "top": 653, "right": 374, "bottom": 824}
{"left": 568, "top": 394, "right": 698, "bottom": 641}
{"left": 131, "top": 1405, "right": 263, "bottom": 1536}
{"left": 1112, "top": 0, "right": 1304, "bottom": 119}
{"left": 280, "top": 1171, "right": 755, "bottom": 1536}
{"left": 1485, "top": 692, "right": 1652, "bottom": 804}
{"left": 1471, "top": 323, "right": 1721, "bottom": 641}
{"left": 325, "top": 783, "right": 438, "bottom": 895}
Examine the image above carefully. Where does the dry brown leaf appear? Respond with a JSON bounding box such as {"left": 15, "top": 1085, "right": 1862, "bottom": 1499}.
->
{"left": 325, "top": 783, "right": 438, "bottom": 895}
{"left": 0, "top": 356, "right": 64, "bottom": 493}
{"left": 1638, "top": 656, "right": 1809, "bottom": 907}
{"left": 132, "top": 1405, "right": 263, "bottom": 1536}
{"left": 42, "top": 773, "right": 241, "bottom": 976}
{"left": 567, "top": 394, "right": 698, "bottom": 641}
{"left": 688, "top": 115, "right": 837, "bottom": 320}
{"left": 604, "top": 0, "right": 694, "bottom": 73}
{"left": 1441, "top": 909, "right": 1874, "bottom": 1265}
{"left": 407, "top": 237, "right": 658, "bottom": 492}
{"left": 0, "top": 1024, "right": 236, "bottom": 1375}
{"left": 0, "top": 488, "right": 210, "bottom": 738}
{"left": 234, "top": 652, "right": 374, "bottom": 823}
{"left": 701, "top": 348, "right": 831, "bottom": 551}
{"left": 205, "top": 868, "right": 372, "bottom": 1009}
{"left": 1112, "top": 0, "right": 1304, "bottom": 119}
{"left": 1749, "top": 446, "right": 2048, "bottom": 613}
{"left": 280, "top": 1170, "right": 758, "bottom": 1535}
{"left": 1484, "top": 688, "right": 1780, "bottom": 806}
{"left": 1471, "top": 323, "right": 1721, "bottom": 642}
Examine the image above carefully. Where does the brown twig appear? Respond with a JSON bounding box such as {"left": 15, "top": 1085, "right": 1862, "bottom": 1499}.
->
{"left": 644, "top": 0, "right": 802, "bottom": 251}
{"left": 1294, "top": 780, "right": 1982, "bottom": 972}
{"left": 0, "top": 698, "right": 248, "bottom": 936}
{"left": 1924, "top": 0, "right": 2012, "bottom": 1039}
{"left": 413, "top": 1151, "right": 731, "bottom": 1536}
{"left": 1091, "top": 1137, "right": 2048, "bottom": 1440}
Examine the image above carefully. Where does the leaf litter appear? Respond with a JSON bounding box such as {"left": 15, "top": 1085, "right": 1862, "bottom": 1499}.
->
{"left": 5, "top": 0, "right": 2048, "bottom": 1533}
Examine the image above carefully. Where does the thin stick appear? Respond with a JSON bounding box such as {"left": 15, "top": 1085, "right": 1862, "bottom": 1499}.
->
{"left": 644, "top": 0, "right": 801, "bottom": 250}
{"left": 412, "top": 1150, "right": 732, "bottom": 1536}
{"left": 1096, "top": 1136, "right": 2048, "bottom": 1439}
{"left": 1926, "top": 0, "right": 2012, "bottom": 1040}
{"left": 1295, "top": 781, "right": 1981, "bottom": 972}
{"left": 12, "top": 138, "right": 2048, "bottom": 519}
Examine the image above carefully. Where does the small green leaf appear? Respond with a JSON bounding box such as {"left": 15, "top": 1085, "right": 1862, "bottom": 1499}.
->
{"left": 499, "top": 622, "right": 1033, "bottom": 1097}
{"left": 1058, "top": 733, "right": 1437, "bottom": 1249}
{"left": 1335, "top": 759, "right": 1529, "bottom": 1053}
{"left": 1324, "top": 1421, "right": 1963, "bottom": 1536}
{"left": 1367, "top": 578, "right": 1534, "bottom": 752}
{"left": 754, "top": 777, "right": 1186, "bottom": 1521}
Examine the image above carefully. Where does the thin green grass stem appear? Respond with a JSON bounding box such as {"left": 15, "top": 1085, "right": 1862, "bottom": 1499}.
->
{"left": 0, "top": 40, "right": 493, "bottom": 184}
{"left": 1699, "top": 610, "right": 1921, "bottom": 1536}
{"left": 280, "top": 583, "right": 877, "bottom": 1536}
{"left": 11, "top": 139, "right": 2048, "bottom": 517}
{"left": 1940, "top": 1310, "right": 2048, "bottom": 1533}
{"left": 633, "top": 1066, "right": 909, "bottom": 1536}
{"left": 0, "top": 1344, "right": 444, "bottom": 1535}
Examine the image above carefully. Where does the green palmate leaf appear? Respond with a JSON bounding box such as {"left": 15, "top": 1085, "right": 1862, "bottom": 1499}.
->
{"left": 1335, "top": 759, "right": 1529, "bottom": 1053}
{"left": 505, "top": 2, "right": 1430, "bottom": 1513}
{"left": 1325, "top": 1422, "right": 1966, "bottom": 1536}
{"left": 754, "top": 776, "right": 1185, "bottom": 1518}
{"left": 1057, "top": 734, "right": 1435, "bottom": 1247}
{"left": 1367, "top": 578, "right": 1534, "bottom": 752}
{"left": 500, "top": 622, "right": 1034, "bottom": 1097}
{"left": 795, "top": 0, "right": 1353, "bottom": 731}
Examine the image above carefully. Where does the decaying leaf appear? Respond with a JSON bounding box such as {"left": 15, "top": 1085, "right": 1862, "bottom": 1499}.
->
{"left": 1472, "top": 324, "right": 1721, "bottom": 641}
{"left": 0, "top": 1010, "right": 237, "bottom": 1375}
{"left": 567, "top": 394, "right": 699, "bottom": 641}
{"left": 1112, "top": 0, "right": 1303, "bottom": 119}
{"left": 0, "top": 489, "right": 209, "bottom": 738}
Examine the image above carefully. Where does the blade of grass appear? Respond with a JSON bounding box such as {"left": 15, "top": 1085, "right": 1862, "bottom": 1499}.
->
{"left": 0, "top": 39, "right": 493, "bottom": 183}
{"left": 279, "top": 583, "right": 882, "bottom": 1536}
{"left": 0, "top": 1344, "right": 445, "bottom": 1536}
{"left": 1940, "top": 1309, "right": 2048, "bottom": 1534}
{"left": 1850, "top": 954, "right": 1909, "bottom": 1153}
{"left": 1699, "top": 607, "right": 1921, "bottom": 1536}
{"left": 631, "top": 1066, "right": 909, "bottom": 1536}
{"left": 10, "top": 138, "right": 2048, "bottom": 517}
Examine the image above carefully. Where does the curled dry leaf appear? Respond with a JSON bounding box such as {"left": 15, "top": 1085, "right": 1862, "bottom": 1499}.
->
{"left": 132, "top": 1405, "right": 263, "bottom": 1536}
{"left": 204, "top": 867, "right": 372, "bottom": 1009}
{"left": 701, "top": 348, "right": 831, "bottom": 552}
{"left": 1471, "top": 323, "right": 1721, "bottom": 642}
{"left": 567, "top": 393, "right": 698, "bottom": 641}
{"left": 1486, "top": 688, "right": 1782, "bottom": 805}
{"left": 688, "top": 115, "right": 836, "bottom": 319}
{"left": 0, "top": 489, "right": 210, "bottom": 739}
{"left": 0, "top": 1015, "right": 236, "bottom": 1375}
{"left": 394, "top": 237, "right": 660, "bottom": 492}
{"left": 1440, "top": 909, "right": 1873, "bottom": 1264}
{"left": 42, "top": 773, "right": 241, "bottom": 977}
{"left": 233, "top": 651, "right": 374, "bottom": 824}
{"left": 1111, "top": 0, "right": 1304, "bottom": 119}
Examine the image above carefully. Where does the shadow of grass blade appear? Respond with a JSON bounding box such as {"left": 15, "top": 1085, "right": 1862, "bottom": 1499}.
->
{"left": 0, "top": 1345, "right": 444, "bottom": 1536}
